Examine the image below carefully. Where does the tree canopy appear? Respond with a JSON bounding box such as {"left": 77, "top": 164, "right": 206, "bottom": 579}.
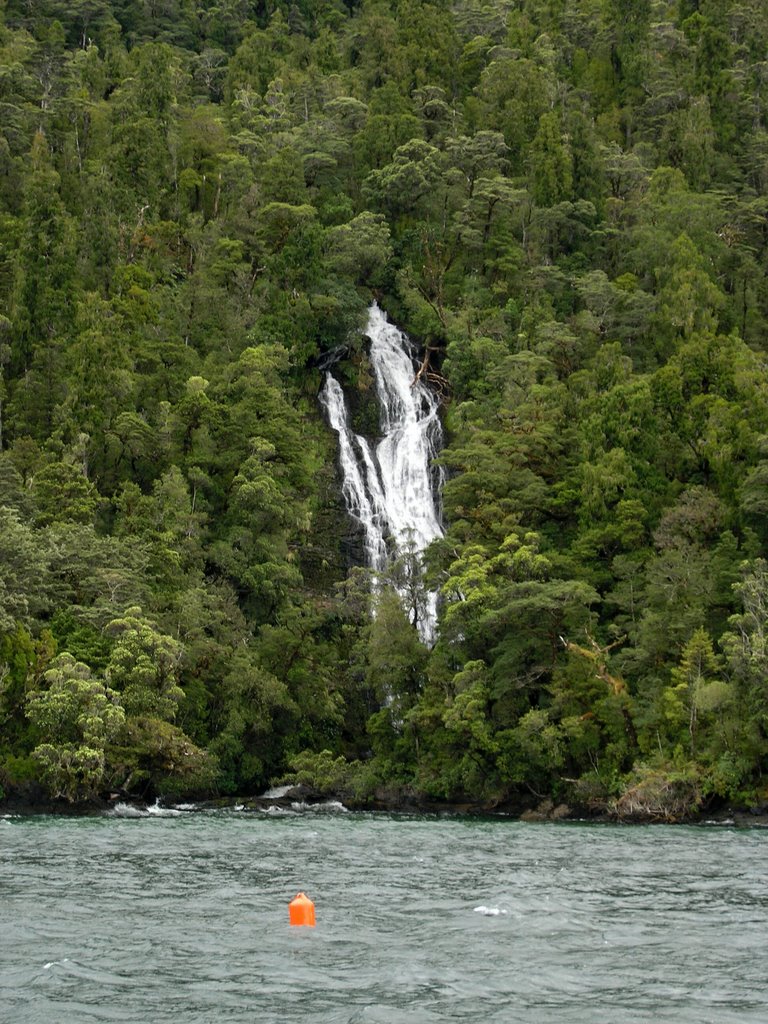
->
{"left": 2, "top": 0, "right": 768, "bottom": 819}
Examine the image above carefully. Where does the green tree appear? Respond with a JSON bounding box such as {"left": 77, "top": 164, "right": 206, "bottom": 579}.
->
{"left": 664, "top": 628, "right": 725, "bottom": 758}
{"left": 8, "top": 133, "right": 76, "bottom": 434}
{"left": 30, "top": 460, "right": 99, "bottom": 526}
{"left": 721, "top": 560, "right": 768, "bottom": 753}
{"left": 104, "top": 609, "right": 183, "bottom": 721}
{"left": 25, "top": 652, "right": 125, "bottom": 801}
{"left": 605, "top": 0, "right": 651, "bottom": 103}
{"left": 326, "top": 212, "right": 393, "bottom": 285}
{"left": 0, "top": 506, "right": 51, "bottom": 632}
{"left": 528, "top": 112, "right": 573, "bottom": 207}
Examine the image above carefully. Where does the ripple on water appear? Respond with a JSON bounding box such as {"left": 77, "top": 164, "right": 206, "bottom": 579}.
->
{"left": 0, "top": 814, "right": 766, "bottom": 1024}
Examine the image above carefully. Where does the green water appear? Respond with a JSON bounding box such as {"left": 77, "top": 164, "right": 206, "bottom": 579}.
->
{"left": 1, "top": 806, "right": 765, "bottom": 1023}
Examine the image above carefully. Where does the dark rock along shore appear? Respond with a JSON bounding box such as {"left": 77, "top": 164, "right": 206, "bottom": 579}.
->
{"left": 3, "top": 780, "right": 768, "bottom": 827}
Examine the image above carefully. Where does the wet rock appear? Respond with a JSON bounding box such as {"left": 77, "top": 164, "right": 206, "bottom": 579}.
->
{"left": 520, "top": 799, "right": 554, "bottom": 822}
{"left": 519, "top": 799, "right": 572, "bottom": 822}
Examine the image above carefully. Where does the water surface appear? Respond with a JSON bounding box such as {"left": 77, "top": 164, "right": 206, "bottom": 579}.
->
{"left": 1, "top": 808, "right": 765, "bottom": 1022}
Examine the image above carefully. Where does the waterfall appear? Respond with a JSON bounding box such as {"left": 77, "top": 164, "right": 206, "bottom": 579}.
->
{"left": 319, "top": 303, "right": 444, "bottom": 642}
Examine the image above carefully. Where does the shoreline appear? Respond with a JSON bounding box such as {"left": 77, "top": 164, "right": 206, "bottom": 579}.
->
{"left": 3, "top": 786, "right": 768, "bottom": 827}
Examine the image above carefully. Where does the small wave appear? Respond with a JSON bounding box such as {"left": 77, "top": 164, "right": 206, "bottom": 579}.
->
{"left": 257, "top": 800, "right": 348, "bottom": 815}
{"left": 146, "top": 801, "right": 182, "bottom": 817}
{"left": 290, "top": 800, "right": 348, "bottom": 813}
{"left": 259, "top": 804, "right": 298, "bottom": 816}
{"left": 261, "top": 784, "right": 294, "bottom": 799}
{"left": 105, "top": 800, "right": 182, "bottom": 818}
{"left": 473, "top": 905, "right": 508, "bottom": 916}
{"left": 43, "top": 959, "right": 71, "bottom": 969}
{"left": 171, "top": 802, "right": 199, "bottom": 812}
{"left": 106, "top": 802, "right": 148, "bottom": 818}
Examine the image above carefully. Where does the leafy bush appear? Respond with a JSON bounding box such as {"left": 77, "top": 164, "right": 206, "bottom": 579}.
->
{"left": 281, "top": 749, "right": 370, "bottom": 797}
{"left": 610, "top": 762, "right": 702, "bottom": 822}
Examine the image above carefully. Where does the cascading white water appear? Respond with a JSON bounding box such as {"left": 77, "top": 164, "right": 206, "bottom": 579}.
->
{"left": 320, "top": 372, "right": 389, "bottom": 571}
{"left": 319, "top": 303, "right": 444, "bottom": 643}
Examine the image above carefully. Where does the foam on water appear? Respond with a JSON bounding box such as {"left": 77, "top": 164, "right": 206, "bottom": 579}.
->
{"left": 4, "top": 814, "right": 768, "bottom": 1024}
{"left": 260, "top": 784, "right": 294, "bottom": 799}
{"left": 105, "top": 802, "right": 147, "bottom": 818}
{"left": 259, "top": 804, "right": 298, "bottom": 816}
{"left": 146, "top": 801, "right": 183, "bottom": 817}
{"left": 105, "top": 800, "right": 185, "bottom": 818}
{"left": 256, "top": 799, "right": 349, "bottom": 816}
{"left": 290, "top": 800, "right": 349, "bottom": 813}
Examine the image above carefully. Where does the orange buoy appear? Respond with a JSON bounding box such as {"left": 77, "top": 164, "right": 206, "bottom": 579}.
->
{"left": 289, "top": 892, "right": 316, "bottom": 927}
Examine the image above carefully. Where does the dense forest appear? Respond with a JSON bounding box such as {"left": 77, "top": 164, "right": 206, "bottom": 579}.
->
{"left": 1, "top": 0, "right": 768, "bottom": 819}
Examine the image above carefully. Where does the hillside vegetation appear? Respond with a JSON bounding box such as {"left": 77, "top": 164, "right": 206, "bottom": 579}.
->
{"left": 1, "top": 0, "right": 768, "bottom": 818}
